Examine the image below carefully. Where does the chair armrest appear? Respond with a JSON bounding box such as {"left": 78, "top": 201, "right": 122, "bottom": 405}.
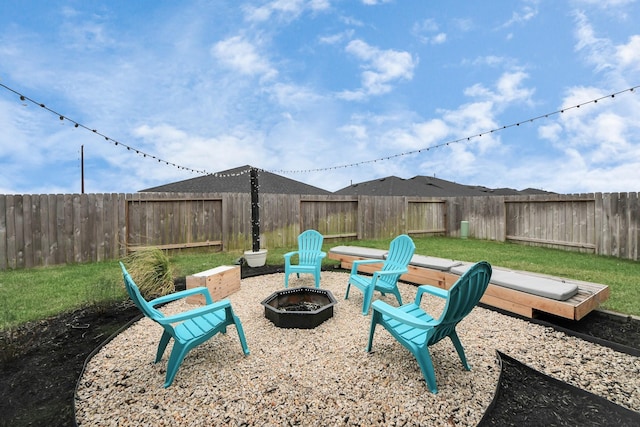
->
{"left": 351, "top": 258, "right": 384, "bottom": 274}
{"left": 353, "top": 259, "right": 385, "bottom": 266}
{"left": 373, "top": 267, "right": 408, "bottom": 277}
{"left": 371, "top": 300, "right": 431, "bottom": 329}
{"left": 157, "top": 299, "right": 232, "bottom": 324}
{"left": 415, "top": 285, "right": 449, "bottom": 304}
{"left": 283, "top": 251, "right": 298, "bottom": 260}
{"left": 311, "top": 252, "right": 327, "bottom": 262}
{"left": 150, "top": 286, "right": 213, "bottom": 306}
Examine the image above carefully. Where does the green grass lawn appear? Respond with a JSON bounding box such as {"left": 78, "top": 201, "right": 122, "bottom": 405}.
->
{"left": 1, "top": 236, "right": 638, "bottom": 330}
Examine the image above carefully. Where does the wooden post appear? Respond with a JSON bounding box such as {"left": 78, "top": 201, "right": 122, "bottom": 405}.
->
{"left": 81, "top": 145, "right": 85, "bottom": 194}
{"left": 250, "top": 168, "right": 260, "bottom": 252}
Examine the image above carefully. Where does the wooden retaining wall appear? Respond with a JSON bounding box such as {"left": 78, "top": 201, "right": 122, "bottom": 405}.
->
{"left": 0, "top": 192, "right": 638, "bottom": 269}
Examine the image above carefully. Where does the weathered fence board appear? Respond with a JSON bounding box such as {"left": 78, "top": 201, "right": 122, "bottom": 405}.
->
{"left": 125, "top": 195, "right": 223, "bottom": 251}
{"left": 505, "top": 196, "right": 597, "bottom": 252}
{"left": 407, "top": 199, "right": 446, "bottom": 234}
{"left": 0, "top": 196, "right": 7, "bottom": 270}
{"left": 0, "top": 192, "right": 638, "bottom": 269}
{"left": 300, "top": 197, "right": 359, "bottom": 240}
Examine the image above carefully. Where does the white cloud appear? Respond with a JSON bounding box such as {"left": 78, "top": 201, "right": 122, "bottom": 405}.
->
{"left": 243, "top": 0, "right": 329, "bottom": 23}
{"left": 361, "top": 0, "right": 393, "bottom": 5}
{"left": 340, "top": 39, "right": 416, "bottom": 99}
{"left": 318, "top": 30, "right": 354, "bottom": 45}
{"left": 309, "top": 0, "right": 331, "bottom": 11}
{"left": 2, "top": 1, "right": 639, "bottom": 195}
{"left": 432, "top": 33, "right": 447, "bottom": 44}
{"left": 573, "top": 0, "right": 636, "bottom": 7}
{"left": 132, "top": 123, "right": 270, "bottom": 175}
{"left": 538, "top": 122, "right": 562, "bottom": 141}
{"left": 441, "top": 101, "right": 500, "bottom": 149}
{"left": 573, "top": 11, "right": 616, "bottom": 72}
{"left": 500, "top": 5, "right": 538, "bottom": 28}
{"left": 267, "top": 82, "right": 326, "bottom": 108}
{"left": 412, "top": 119, "right": 450, "bottom": 145}
{"left": 244, "top": 0, "right": 304, "bottom": 22}
{"left": 616, "top": 35, "right": 640, "bottom": 70}
{"left": 454, "top": 18, "right": 474, "bottom": 32}
{"left": 538, "top": 81, "right": 640, "bottom": 193}
{"left": 211, "top": 35, "right": 278, "bottom": 81}
{"left": 412, "top": 19, "right": 447, "bottom": 44}
{"left": 339, "top": 124, "right": 368, "bottom": 140}
{"left": 464, "top": 70, "right": 534, "bottom": 106}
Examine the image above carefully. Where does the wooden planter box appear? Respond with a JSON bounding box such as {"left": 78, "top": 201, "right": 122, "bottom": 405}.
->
{"left": 186, "top": 265, "right": 241, "bottom": 305}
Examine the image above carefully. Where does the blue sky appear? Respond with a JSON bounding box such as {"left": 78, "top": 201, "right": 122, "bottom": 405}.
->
{"left": 1, "top": 0, "right": 639, "bottom": 194}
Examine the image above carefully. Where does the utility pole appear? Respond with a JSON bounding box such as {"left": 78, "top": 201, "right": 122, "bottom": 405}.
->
{"left": 81, "top": 145, "right": 85, "bottom": 194}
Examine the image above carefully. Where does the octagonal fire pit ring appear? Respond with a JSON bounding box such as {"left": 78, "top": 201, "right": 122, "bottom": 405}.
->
{"left": 261, "top": 287, "right": 337, "bottom": 329}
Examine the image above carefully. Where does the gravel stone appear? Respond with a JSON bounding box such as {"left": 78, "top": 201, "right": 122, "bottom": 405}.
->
{"left": 75, "top": 272, "right": 640, "bottom": 426}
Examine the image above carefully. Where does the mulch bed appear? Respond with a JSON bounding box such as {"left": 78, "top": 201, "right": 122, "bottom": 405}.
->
{"left": 479, "top": 352, "right": 639, "bottom": 426}
{"left": 1, "top": 265, "right": 638, "bottom": 426}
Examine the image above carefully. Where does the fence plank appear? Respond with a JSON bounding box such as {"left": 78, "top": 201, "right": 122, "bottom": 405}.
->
{"left": 0, "top": 196, "right": 6, "bottom": 270}
{"left": 45, "top": 195, "right": 56, "bottom": 266}
{"left": 1, "top": 191, "right": 639, "bottom": 269}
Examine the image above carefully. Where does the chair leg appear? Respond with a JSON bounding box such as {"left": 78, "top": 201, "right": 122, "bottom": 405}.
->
{"left": 415, "top": 348, "right": 439, "bottom": 393}
{"left": 155, "top": 331, "right": 172, "bottom": 363}
{"left": 284, "top": 273, "right": 289, "bottom": 288}
{"left": 314, "top": 272, "right": 320, "bottom": 288}
{"left": 362, "top": 286, "right": 374, "bottom": 315}
{"left": 345, "top": 282, "right": 351, "bottom": 300}
{"left": 235, "top": 321, "right": 250, "bottom": 355}
{"left": 449, "top": 331, "right": 470, "bottom": 370}
{"left": 391, "top": 288, "right": 403, "bottom": 306}
{"left": 366, "top": 311, "right": 381, "bottom": 352}
{"left": 165, "top": 343, "right": 190, "bottom": 388}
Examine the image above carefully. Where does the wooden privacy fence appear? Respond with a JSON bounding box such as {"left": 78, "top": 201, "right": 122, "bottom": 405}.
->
{"left": 0, "top": 192, "right": 638, "bottom": 270}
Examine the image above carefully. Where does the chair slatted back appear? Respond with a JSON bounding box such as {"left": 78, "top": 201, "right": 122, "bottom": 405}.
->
{"left": 380, "top": 234, "right": 416, "bottom": 285}
{"left": 428, "top": 261, "right": 492, "bottom": 345}
{"left": 297, "top": 230, "right": 324, "bottom": 265}
{"left": 120, "top": 263, "right": 164, "bottom": 320}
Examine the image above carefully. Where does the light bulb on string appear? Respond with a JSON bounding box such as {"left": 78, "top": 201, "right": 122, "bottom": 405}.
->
{"left": 1, "top": 81, "right": 638, "bottom": 178}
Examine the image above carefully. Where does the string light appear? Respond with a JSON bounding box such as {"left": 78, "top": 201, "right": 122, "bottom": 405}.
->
{"left": 269, "top": 84, "right": 640, "bottom": 175}
{"left": 0, "top": 82, "right": 212, "bottom": 175}
{"left": 1, "top": 82, "right": 638, "bottom": 178}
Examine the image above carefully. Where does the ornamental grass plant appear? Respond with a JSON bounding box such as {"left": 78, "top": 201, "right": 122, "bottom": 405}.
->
{"left": 122, "top": 248, "right": 174, "bottom": 299}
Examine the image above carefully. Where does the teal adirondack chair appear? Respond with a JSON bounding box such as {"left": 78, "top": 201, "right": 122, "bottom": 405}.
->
{"left": 367, "top": 261, "right": 492, "bottom": 393}
{"left": 283, "top": 229, "right": 326, "bottom": 288}
{"left": 345, "top": 234, "right": 416, "bottom": 315}
{"left": 119, "top": 262, "right": 250, "bottom": 387}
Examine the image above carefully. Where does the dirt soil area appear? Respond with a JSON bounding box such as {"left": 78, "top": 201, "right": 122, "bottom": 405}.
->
{"left": 1, "top": 265, "right": 639, "bottom": 426}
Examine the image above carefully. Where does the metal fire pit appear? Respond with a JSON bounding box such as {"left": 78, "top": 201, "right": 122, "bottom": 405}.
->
{"left": 261, "top": 287, "right": 337, "bottom": 329}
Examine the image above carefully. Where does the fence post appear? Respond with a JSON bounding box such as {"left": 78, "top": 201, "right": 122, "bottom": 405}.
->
{"left": 250, "top": 168, "right": 260, "bottom": 252}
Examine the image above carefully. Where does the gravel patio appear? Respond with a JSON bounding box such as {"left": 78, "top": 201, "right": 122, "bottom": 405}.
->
{"left": 75, "top": 271, "right": 640, "bottom": 426}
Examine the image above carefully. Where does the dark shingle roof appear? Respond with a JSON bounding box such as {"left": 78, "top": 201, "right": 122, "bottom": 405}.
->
{"left": 142, "top": 166, "right": 552, "bottom": 197}
{"left": 332, "top": 176, "right": 420, "bottom": 196}
{"left": 333, "top": 175, "right": 480, "bottom": 196}
{"left": 334, "top": 175, "right": 553, "bottom": 197}
{"left": 141, "top": 165, "right": 331, "bottom": 195}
